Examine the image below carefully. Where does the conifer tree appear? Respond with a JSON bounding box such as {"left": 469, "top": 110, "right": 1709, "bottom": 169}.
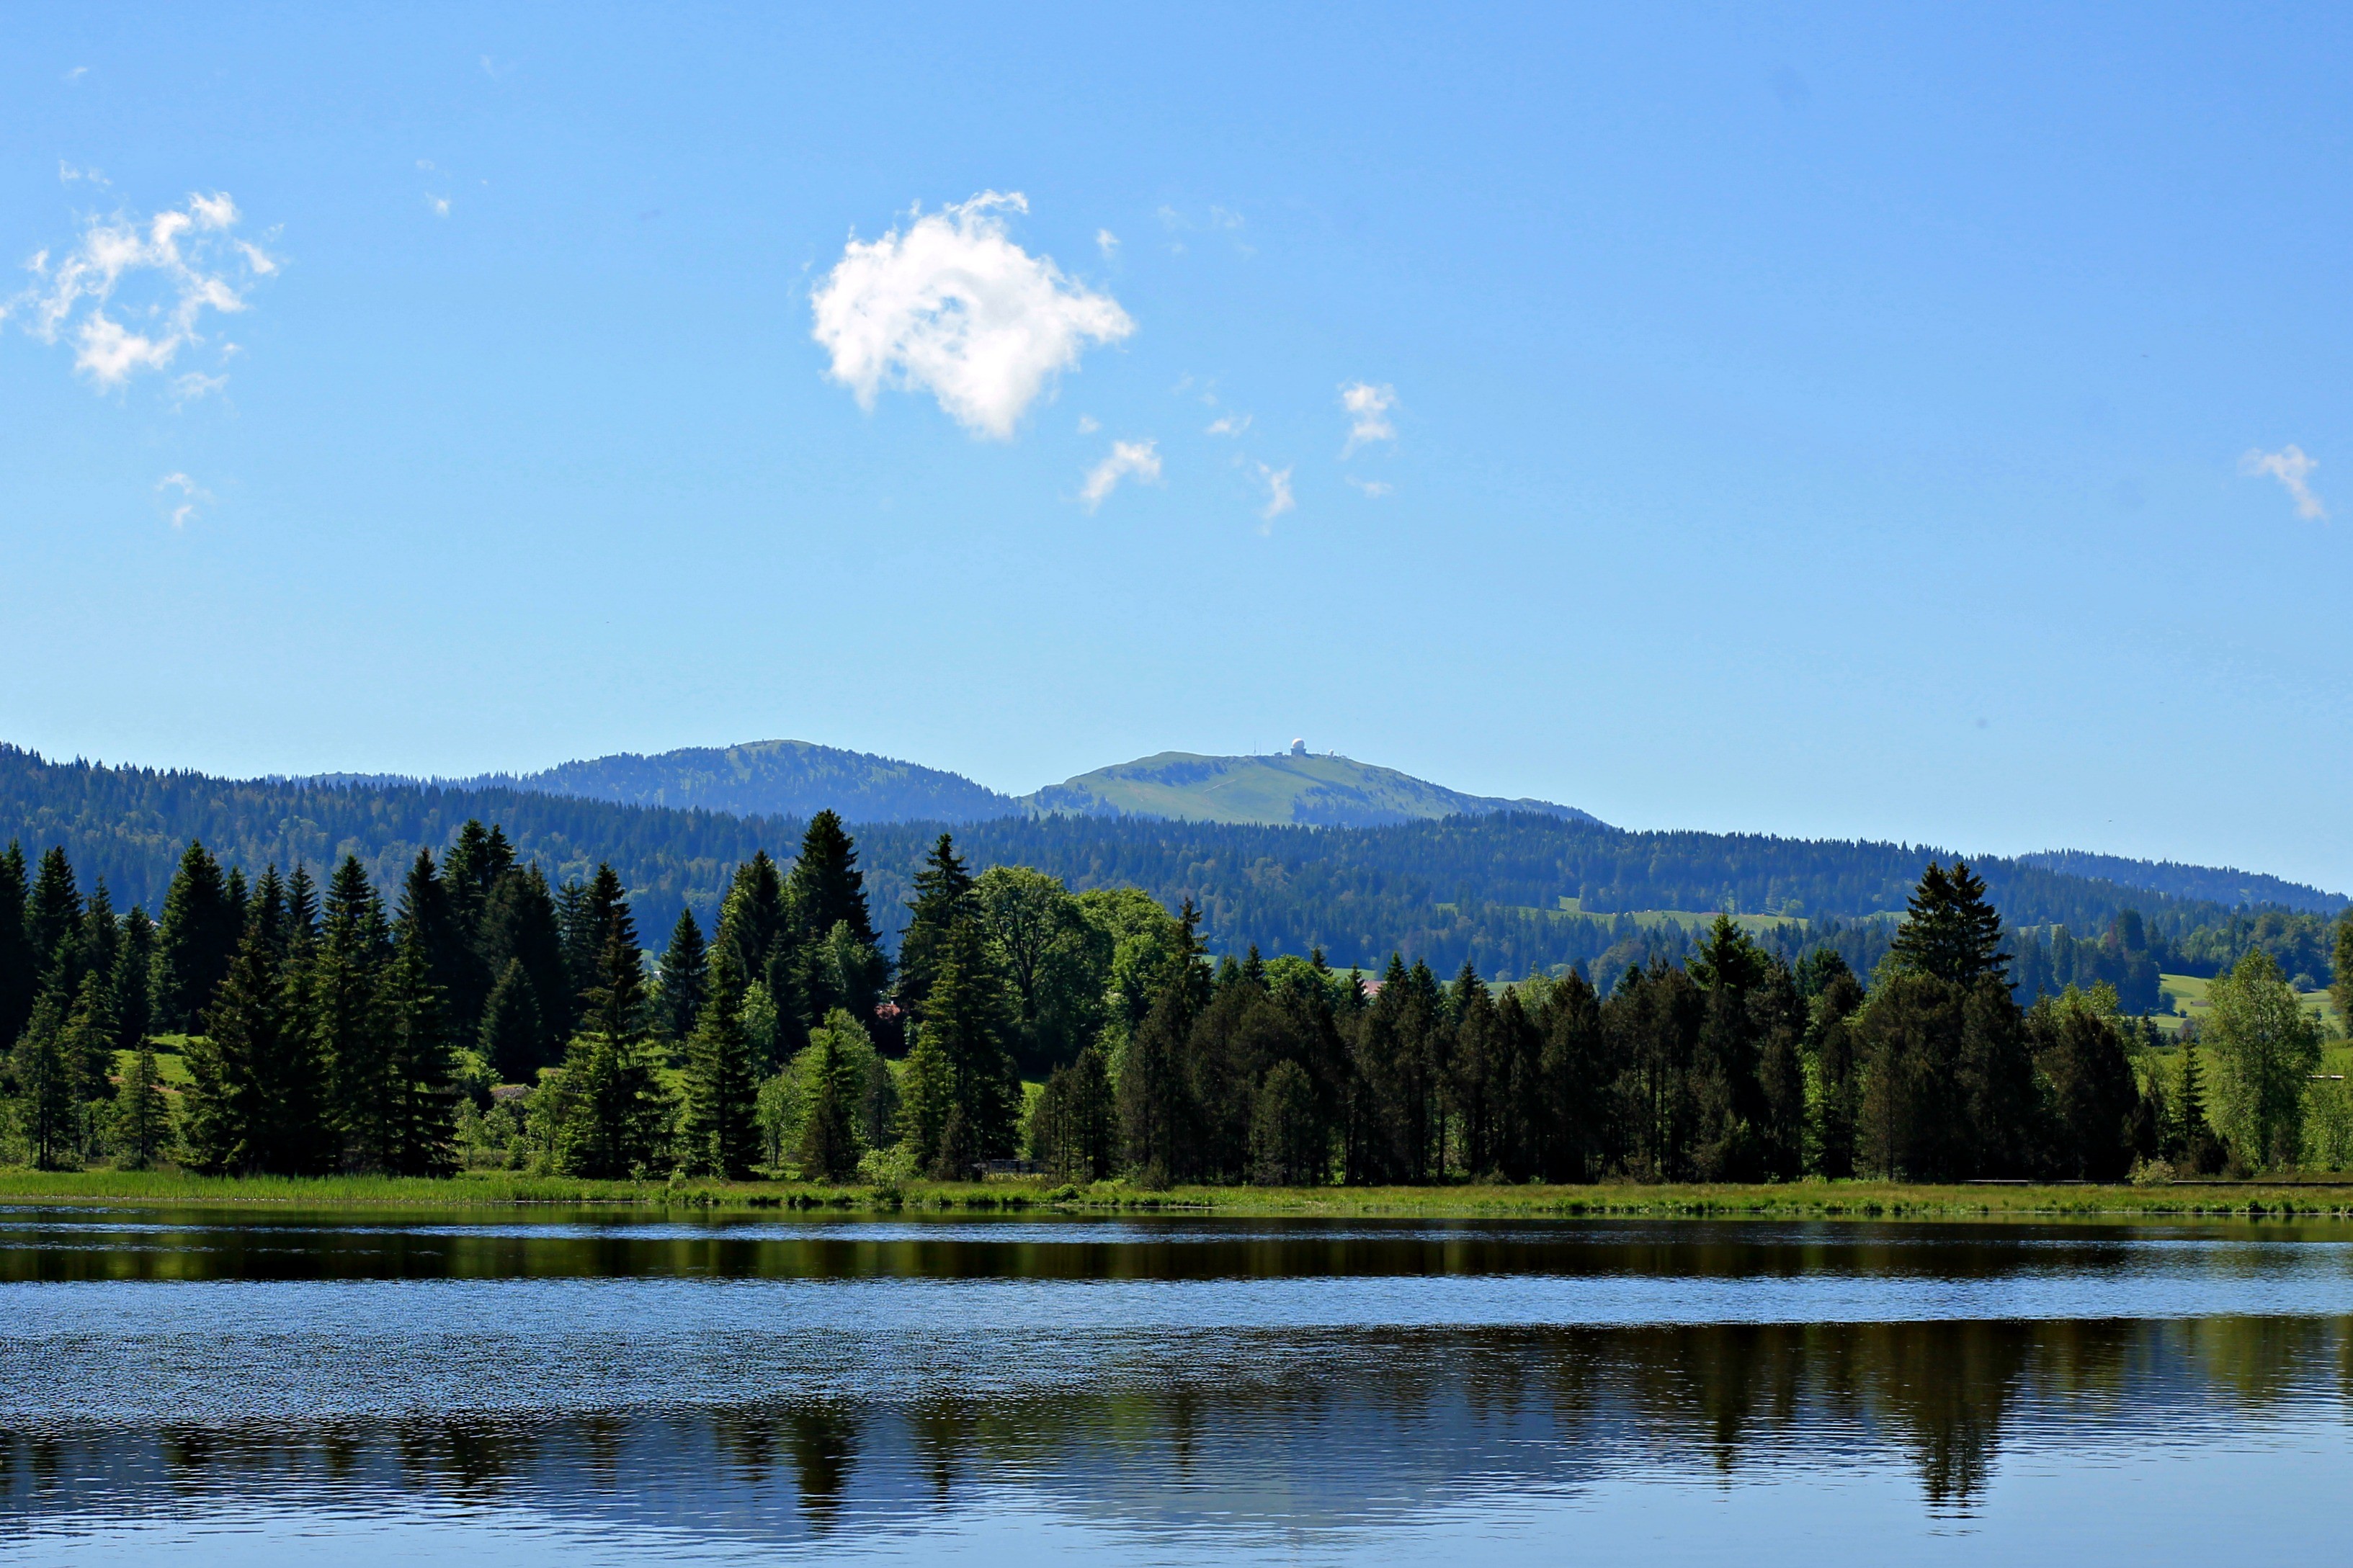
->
{"left": 374, "top": 933, "right": 457, "bottom": 1176}
{"left": 286, "top": 865, "right": 320, "bottom": 949}
{"left": 77, "top": 879, "right": 120, "bottom": 1017}
{"left": 795, "top": 1026, "right": 862, "bottom": 1183}
{"left": 2334, "top": 911, "right": 2353, "bottom": 1045}
{"left": 480, "top": 863, "right": 568, "bottom": 1064}
{"left": 1888, "top": 861, "right": 2011, "bottom": 987}
{"left": 153, "top": 841, "right": 240, "bottom": 1034}
{"left": 896, "top": 834, "right": 975, "bottom": 1016}
{"left": 11, "top": 990, "right": 76, "bottom": 1169}
{"left": 715, "top": 852, "right": 790, "bottom": 988}
{"left": 64, "top": 967, "right": 119, "bottom": 1115}
{"left": 247, "top": 866, "right": 289, "bottom": 957}
{"left": 0, "top": 842, "right": 33, "bottom": 1051}
{"left": 555, "top": 913, "right": 669, "bottom": 1178}
{"left": 180, "top": 919, "right": 284, "bottom": 1174}
{"left": 478, "top": 958, "right": 545, "bottom": 1085}
{"left": 787, "top": 810, "right": 878, "bottom": 948}
{"left": 26, "top": 846, "right": 82, "bottom": 989}
{"left": 681, "top": 951, "right": 759, "bottom": 1178}
{"left": 1027, "top": 1044, "right": 1117, "bottom": 1182}
{"left": 658, "top": 908, "right": 710, "bottom": 1043}
{"left": 112, "top": 905, "right": 156, "bottom": 1057}
{"left": 110, "top": 1039, "right": 172, "bottom": 1169}
{"left": 912, "top": 921, "right": 1019, "bottom": 1162}
{"left": 561, "top": 864, "right": 632, "bottom": 1016}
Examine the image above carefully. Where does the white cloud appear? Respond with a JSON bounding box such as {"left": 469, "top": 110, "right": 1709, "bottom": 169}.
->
{"left": 1347, "top": 476, "right": 1392, "bottom": 498}
{"left": 63, "top": 66, "right": 86, "bottom": 84}
{"left": 1256, "top": 462, "right": 1295, "bottom": 523}
{"left": 1205, "top": 412, "right": 1251, "bottom": 436}
{"left": 1081, "top": 439, "right": 1161, "bottom": 511}
{"left": 1076, "top": 414, "right": 1099, "bottom": 434}
{"left": 428, "top": 194, "right": 452, "bottom": 218}
{"left": 58, "top": 161, "right": 108, "bottom": 187}
{"left": 6, "top": 191, "right": 279, "bottom": 392}
{"left": 810, "top": 191, "right": 1135, "bottom": 440}
{"left": 156, "top": 471, "right": 209, "bottom": 528}
{"left": 2240, "top": 444, "right": 2327, "bottom": 520}
{"left": 1097, "top": 228, "right": 1118, "bottom": 259}
{"left": 1340, "top": 381, "right": 1397, "bottom": 454}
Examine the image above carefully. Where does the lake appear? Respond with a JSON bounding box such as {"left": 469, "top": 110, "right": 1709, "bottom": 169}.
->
{"left": 4, "top": 1206, "right": 2352, "bottom": 1564}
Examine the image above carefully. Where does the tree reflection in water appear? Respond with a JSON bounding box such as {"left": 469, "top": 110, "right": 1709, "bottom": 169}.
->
{"left": 3, "top": 1314, "right": 2344, "bottom": 1544}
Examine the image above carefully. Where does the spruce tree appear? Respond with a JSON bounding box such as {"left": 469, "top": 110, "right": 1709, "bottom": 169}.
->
{"left": 2334, "top": 911, "right": 2353, "bottom": 1045}
{"left": 795, "top": 1023, "right": 861, "bottom": 1183}
{"left": 0, "top": 842, "right": 34, "bottom": 1052}
{"left": 26, "top": 846, "right": 81, "bottom": 990}
{"left": 480, "top": 864, "right": 568, "bottom": 1065}
{"left": 896, "top": 834, "right": 975, "bottom": 1016}
{"left": 561, "top": 864, "right": 632, "bottom": 1018}
{"left": 179, "top": 920, "right": 284, "bottom": 1174}
{"left": 110, "top": 1039, "right": 172, "bottom": 1169}
{"left": 64, "top": 967, "right": 119, "bottom": 1116}
{"left": 787, "top": 812, "right": 879, "bottom": 948}
{"left": 153, "top": 841, "right": 239, "bottom": 1034}
{"left": 11, "top": 990, "right": 76, "bottom": 1169}
{"left": 375, "top": 933, "right": 457, "bottom": 1176}
{"left": 555, "top": 915, "right": 669, "bottom": 1178}
{"left": 680, "top": 952, "right": 760, "bottom": 1178}
{"left": 285, "top": 865, "right": 320, "bottom": 950}
{"left": 112, "top": 905, "right": 156, "bottom": 1057}
{"left": 1027, "top": 1044, "right": 1117, "bottom": 1182}
{"left": 917, "top": 921, "right": 1019, "bottom": 1162}
{"left": 77, "top": 879, "right": 120, "bottom": 1020}
{"left": 1888, "top": 861, "right": 2011, "bottom": 987}
{"left": 657, "top": 908, "right": 710, "bottom": 1044}
{"left": 479, "top": 958, "right": 545, "bottom": 1085}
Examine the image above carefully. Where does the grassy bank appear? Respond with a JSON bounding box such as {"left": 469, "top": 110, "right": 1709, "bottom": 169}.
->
{"left": 7, "top": 1168, "right": 2353, "bottom": 1219}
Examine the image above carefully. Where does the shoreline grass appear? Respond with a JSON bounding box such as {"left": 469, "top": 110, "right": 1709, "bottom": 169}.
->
{"left": 7, "top": 1168, "right": 2353, "bottom": 1220}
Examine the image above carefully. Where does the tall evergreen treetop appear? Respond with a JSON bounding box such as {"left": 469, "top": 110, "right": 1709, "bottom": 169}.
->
{"left": 285, "top": 865, "right": 320, "bottom": 951}
{"left": 1888, "top": 861, "right": 2011, "bottom": 988}
{"left": 897, "top": 833, "right": 976, "bottom": 1014}
{"left": 154, "top": 840, "right": 241, "bottom": 1034}
{"left": 27, "top": 845, "right": 81, "bottom": 981}
{"left": 714, "top": 851, "right": 790, "bottom": 990}
{"left": 480, "top": 863, "right": 569, "bottom": 1059}
{"left": 658, "top": 908, "right": 710, "bottom": 1043}
{"left": 788, "top": 810, "right": 877, "bottom": 948}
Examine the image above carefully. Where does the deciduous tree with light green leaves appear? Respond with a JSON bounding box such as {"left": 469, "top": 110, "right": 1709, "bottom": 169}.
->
{"left": 2202, "top": 948, "right": 2321, "bottom": 1170}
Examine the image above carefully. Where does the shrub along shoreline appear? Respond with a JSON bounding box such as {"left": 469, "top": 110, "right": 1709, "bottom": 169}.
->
{"left": 6, "top": 1168, "right": 2353, "bottom": 1220}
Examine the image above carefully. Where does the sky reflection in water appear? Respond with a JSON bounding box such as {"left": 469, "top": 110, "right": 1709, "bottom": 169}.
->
{"left": 3, "top": 1210, "right": 2350, "bottom": 1564}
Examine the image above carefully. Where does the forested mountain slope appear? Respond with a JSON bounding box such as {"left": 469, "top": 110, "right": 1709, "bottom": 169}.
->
{"left": 1027, "top": 750, "right": 1602, "bottom": 828}
{"left": 2014, "top": 849, "right": 2344, "bottom": 915}
{"left": 318, "top": 738, "right": 1017, "bottom": 824}
{"left": 0, "top": 745, "right": 2282, "bottom": 985}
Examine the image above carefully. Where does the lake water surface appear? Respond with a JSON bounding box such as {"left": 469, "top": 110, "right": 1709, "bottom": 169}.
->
{"left": 5, "top": 1206, "right": 2353, "bottom": 1564}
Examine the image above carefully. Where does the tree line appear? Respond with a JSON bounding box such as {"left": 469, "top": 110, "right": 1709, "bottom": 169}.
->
{"left": 4, "top": 815, "right": 2349, "bottom": 1183}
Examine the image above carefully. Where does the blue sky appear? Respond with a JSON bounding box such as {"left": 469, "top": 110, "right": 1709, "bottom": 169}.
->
{"left": 2, "top": 4, "right": 2349, "bottom": 890}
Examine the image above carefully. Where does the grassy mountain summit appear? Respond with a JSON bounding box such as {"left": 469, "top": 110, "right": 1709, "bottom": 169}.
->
{"left": 451, "top": 739, "right": 1016, "bottom": 823}
{"left": 1025, "top": 748, "right": 1605, "bottom": 828}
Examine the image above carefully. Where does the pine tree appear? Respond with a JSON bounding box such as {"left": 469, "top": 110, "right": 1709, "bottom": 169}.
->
{"left": 681, "top": 951, "right": 759, "bottom": 1178}
{"left": 1027, "top": 1044, "right": 1117, "bottom": 1182}
{"left": 110, "top": 1039, "right": 172, "bottom": 1169}
{"left": 916, "top": 921, "right": 1019, "bottom": 1162}
{"left": 317, "top": 856, "right": 392, "bottom": 1170}
{"left": 657, "top": 908, "right": 710, "bottom": 1044}
{"left": 153, "top": 841, "right": 240, "bottom": 1034}
{"left": 396, "top": 849, "right": 474, "bottom": 1039}
{"left": 285, "top": 865, "right": 320, "bottom": 950}
{"left": 436, "top": 821, "right": 511, "bottom": 1039}
{"left": 64, "top": 967, "right": 119, "bottom": 1117}
{"left": 179, "top": 920, "right": 283, "bottom": 1174}
{"left": 896, "top": 834, "right": 975, "bottom": 1016}
{"left": 478, "top": 958, "right": 545, "bottom": 1085}
{"left": 77, "top": 879, "right": 121, "bottom": 1021}
{"left": 375, "top": 933, "right": 457, "bottom": 1176}
{"left": 0, "top": 842, "right": 34, "bottom": 1052}
{"left": 561, "top": 864, "right": 632, "bottom": 1019}
{"left": 2334, "top": 911, "right": 2353, "bottom": 1045}
{"left": 11, "top": 990, "right": 76, "bottom": 1169}
{"left": 795, "top": 1026, "right": 862, "bottom": 1183}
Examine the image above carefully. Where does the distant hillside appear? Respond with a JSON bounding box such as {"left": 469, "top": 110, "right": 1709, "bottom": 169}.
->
{"left": 1027, "top": 750, "right": 1604, "bottom": 829}
{"left": 2014, "top": 849, "right": 2346, "bottom": 915}
{"left": 357, "top": 739, "right": 1019, "bottom": 825}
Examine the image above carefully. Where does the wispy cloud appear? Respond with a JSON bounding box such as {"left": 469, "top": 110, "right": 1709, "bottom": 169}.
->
{"left": 1097, "top": 228, "right": 1118, "bottom": 259}
{"left": 58, "top": 161, "right": 108, "bottom": 187}
{"left": 2240, "top": 444, "right": 2327, "bottom": 520}
{"left": 1340, "top": 381, "right": 1397, "bottom": 455}
{"left": 1347, "top": 476, "right": 1391, "bottom": 498}
{"left": 1081, "top": 439, "right": 1161, "bottom": 511}
{"left": 427, "top": 194, "right": 451, "bottom": 218}
{"left": 1076, "top": 414, "right": 1100, "bottom": 434}
{"left": 1256, "top": 462, "right": 1295, "bottom": 524}
{"left": 811, "top": 192, "right": 1135, "bottom": 441}
{"left": 4, "top": 192, "right": 280, "bottom": 393}
{"left": 1205, "top": 412, "right": 1251, "bottom": 437}
{"left": 156, "top": 471, "right": 210, "bottom": 528}
{"left": 63, "top": 66, "right": 86, "bottom": 85}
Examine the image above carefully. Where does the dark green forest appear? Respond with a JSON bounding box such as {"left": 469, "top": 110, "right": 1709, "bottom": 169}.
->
{"left": 1, "top": 745, "right": 2332, "bottom": 993}
{"left": 7, "top": 805, "right": 2352, "bottom": 1186}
